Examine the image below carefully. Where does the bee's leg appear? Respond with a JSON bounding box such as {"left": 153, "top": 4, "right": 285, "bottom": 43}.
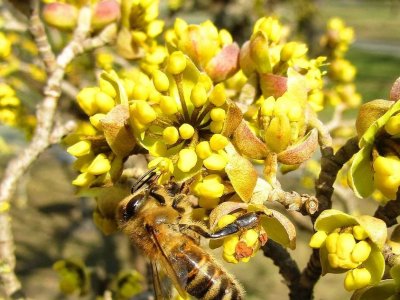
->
{"left": 149, "top": 187, "right": 166, "bottom": 205}
{"left": 182, "top": 212, "right": 264, "bottom": 239}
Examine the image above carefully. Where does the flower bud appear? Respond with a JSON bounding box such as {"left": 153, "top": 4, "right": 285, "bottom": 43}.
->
{"left": 288, "top": 105, "right": 303, "bottom": 122}
{"left": 352, "top": 225, "right": 368, "bottom": 240}
{"left": 179, "top": 123, "right": 195, "bottom": 139}
{"left": 95, "top": 91, "right": 115, "bottom": 113}
{"left": 336, "top": 233, "right": 356, "bottom": 259}
{"left": 327, "top": 253, "right": 340, "bottom": 268}
{"left": 72, "top": 172, "right": 95, "bottom": 187}
{"left": 249, "top": 31, "right": 271, "bottom": 73}
{"left": 210, "top": 134, "right": 229, "bottom": 151}
{"left": 384, "top": 115, "right": 400, "bottom": 136}
{"left": 190, "top": 83, "right": 208, "bottom": 107}
{"left": 163, "top": 126, "right": 179, "bottom": 145}
{"left": 243, "top": 229, "right": 259, "bottom": 247}
{"left": 67, "top": 140, "right": 92, "bottom": 157}
{"left": 167, "top": 51, "right": 187, "bottom": 74}
{"left": 152, "top": 70, "right": 169, "bottom": 92}
{"left": 261, "top": 96, "right": 276, "bottom": 116}
{"left": 217, "top": 215, "right": 237, "bottom": 229}
{"left": 280, "top": 42, "right": 307, "bottom": 62}
{"left": 351, "top": 241, "right": 371, "bottom": 263}
{"left": 197, "top": 175, "right": 224, "bottom": 198}
{"left": 223, "top": 235, "right": 239, "bottom": 255}
{"left": 160, "top": 96, "right": 178, "bottom": 115}
{"left": 43, "top": 3, "right": 78, "bottom": 30}
{"left": 203, "top": 153, "right": 227, "bottom": 171}
{"left": 193, "top": 142, "right": 211, "bottom": 160}
{"left": 344, "top": 268, "right": 371, "bottom": 291}
{"left": 91, "top": 0, "right": 120, "bottom": 30}
{"left": 77, "top": 87, "right": 99, "bottom": 116}
{"left": 177, "top": 148, "right": 197, "bottom": 172}
{"left": 210, "top": 121, "right": 223, "bottom": 133}
{"left": 223, "top": 252, "right": 238, "bottom": 264}
{"left": 264, "top": 115, "right": 291, "bottom": 153}
{"left": 132, "top": 85, "right": 149, "bottom": 101}
{"left": 209, "top": 83, "right": 226, "bottom": 107}
{"left": 89, "top": 114, "right": 106, "bottom": 131}
{"left": 325, "top": 232, "right": 339, "bottom": 253}
{"left": 87, "top": 153, "right": 111, "bottom": 175}
{"left": 210, "top": 108, "right": 226, "bottom": 122}
{"left": 135, "top": 101, "right": 157, "bottom": 124}
{"left": 309, "top": 231, "right": 328, "bottom": 248}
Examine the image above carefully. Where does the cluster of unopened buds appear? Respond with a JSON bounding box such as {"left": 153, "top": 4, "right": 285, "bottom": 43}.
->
{"left": 311, "top": 225, "right": 373, "bottom": 290}
{"left": 321, "top": 18, "right": 361, "bottom": 108}
{"left": 309, "top": 210, "right": 386, "bottom": 292}
{"left": 65, "top": 74, "right": 131, "bottom": 187}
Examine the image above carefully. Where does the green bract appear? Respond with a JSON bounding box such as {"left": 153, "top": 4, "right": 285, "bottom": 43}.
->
{"left": 349, "top": 100, "right": 400, "bottom": 198}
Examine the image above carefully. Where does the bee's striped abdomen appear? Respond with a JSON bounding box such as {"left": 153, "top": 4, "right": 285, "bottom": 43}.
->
{"left": 174, "top": 242, "right": 243, "bottom": 300}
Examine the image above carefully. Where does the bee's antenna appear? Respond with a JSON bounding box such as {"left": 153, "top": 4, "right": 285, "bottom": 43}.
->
{"left": 131, "top": 168, "right": 157, "bottom": 193}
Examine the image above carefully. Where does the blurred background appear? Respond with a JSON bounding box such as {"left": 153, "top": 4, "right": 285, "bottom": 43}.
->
{"left": 0, "top": 0, "right": 400, "bottom": 299}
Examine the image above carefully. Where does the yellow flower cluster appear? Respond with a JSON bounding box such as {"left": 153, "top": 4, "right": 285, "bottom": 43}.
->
{"left": 165, "top": 18, "right": 235, "bottom": 80}
{"left": 310, "top": 225, "right": 373, "bottom": 291}
{"left": 117, "top": 0, "right": 164, "bottom": 59}
{"left": 322, "top": 18, "right": 361, "bottom": 108}
{"left": 213, "top": 214, "right": 266, "bottom": 264}
{"left": 321, "top": 18, "right": 354, "bottom": 58}
{"left": 66, "top": 75, "right": 134, "bottom": 187}
{"left": 244, "top": 70, "right": 308, "bottom": 155}
{"left": 258, "top": 93, "right": 305, "bottom": 153}
{"left": 128, "top": 51, "right": 231, "bottom": 183}
{"left": 65, "top": 123, "right": 124, "bottom": 188}
{"left": 241, "top": 16, "right": 325, "bottom": 115}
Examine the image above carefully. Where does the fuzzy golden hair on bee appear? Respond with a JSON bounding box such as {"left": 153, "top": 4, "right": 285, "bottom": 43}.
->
{"left": 116, "top": 171, "right": 244, "bottom": 299}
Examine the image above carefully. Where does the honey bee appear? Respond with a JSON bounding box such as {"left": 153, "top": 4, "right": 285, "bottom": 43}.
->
{"left": 116, "top": 170, "right": 263, "bottom": 300}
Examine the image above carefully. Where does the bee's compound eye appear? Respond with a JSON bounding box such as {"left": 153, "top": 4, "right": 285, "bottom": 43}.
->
{"left": 122, "top": 194, "right": 144, "bottom": 221}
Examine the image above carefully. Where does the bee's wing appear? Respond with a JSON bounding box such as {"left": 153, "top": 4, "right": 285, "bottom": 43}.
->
{"left": 151, "top": 261, "right": 169, "bottom": 300}
{"left": 147, "top": 225, "right": 189, "bottom": 299}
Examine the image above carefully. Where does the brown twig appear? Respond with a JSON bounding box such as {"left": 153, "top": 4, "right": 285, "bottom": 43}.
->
{"left": 295, "top": 136, "right": 360, "bottom": 299}
{"left": 268, "top": 189, "right": 318, "bottom": 216}
{"left": 383, "top": 244, "right": 400, "bottom": 268}
{"left": 262, "top": 240, "right": 301, "bottom": 300}
{"left": 374, "top": 190, "right": 400, "bottom": 227}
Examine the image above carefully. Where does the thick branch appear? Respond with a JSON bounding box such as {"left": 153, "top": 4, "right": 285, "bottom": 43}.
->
{"left": 374, "top": 190, "right": 400, "bottom": 227}
{"left": 268, "top": 189, "right": 318, "bottom": 215}
{"left": 296, "top": 137, "right": 360, "bottom": 298}
{"left": 262, "top": 240, "right": 301, "bottom": 300}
